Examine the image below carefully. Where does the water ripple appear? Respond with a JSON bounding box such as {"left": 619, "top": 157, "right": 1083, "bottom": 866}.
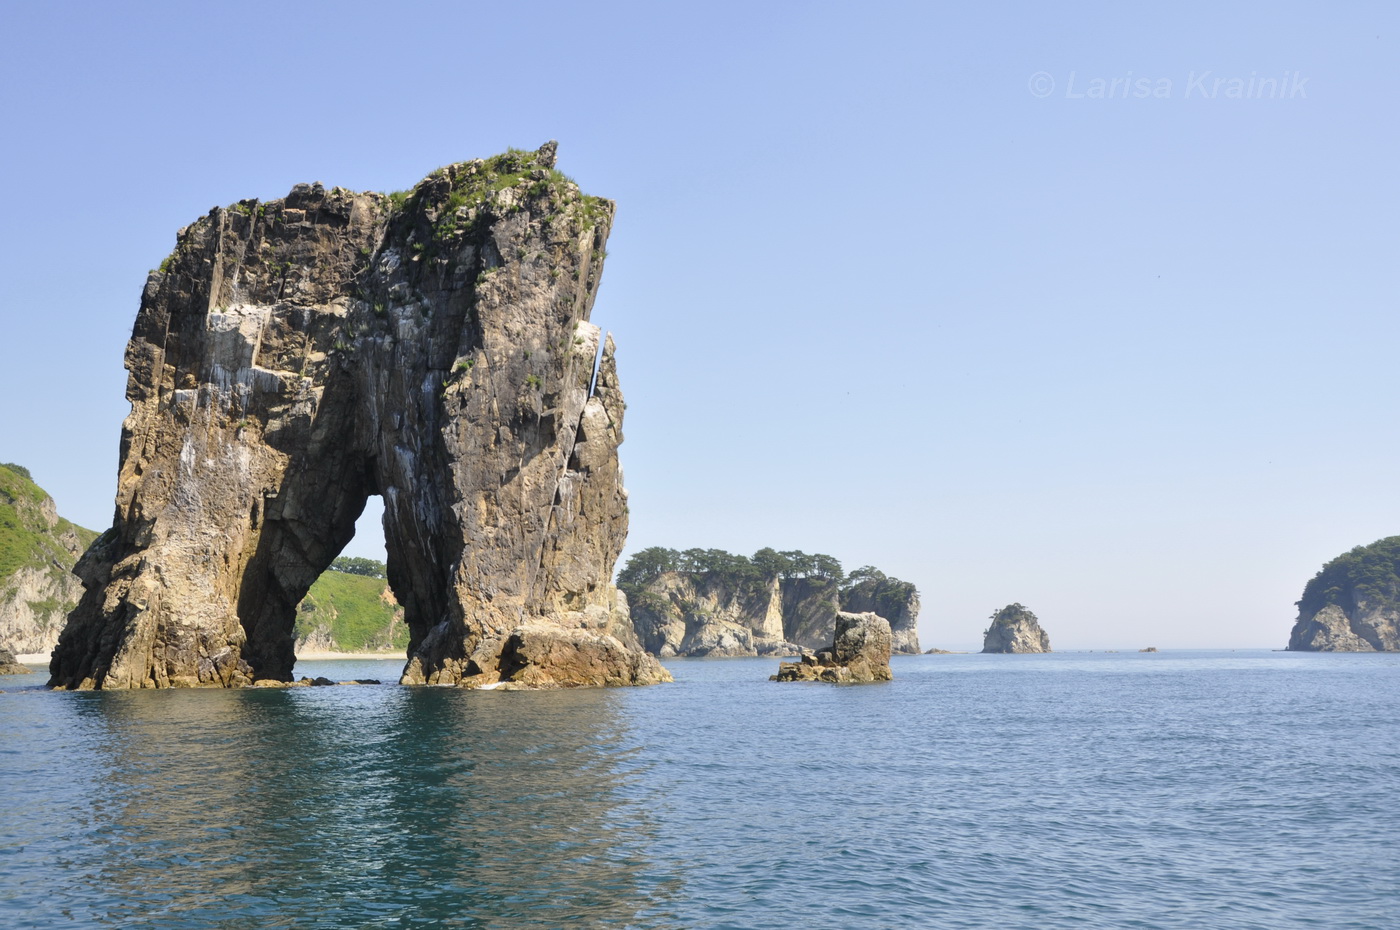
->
{"left": 1, "top": 652, "right": 1396, "bottom": 928}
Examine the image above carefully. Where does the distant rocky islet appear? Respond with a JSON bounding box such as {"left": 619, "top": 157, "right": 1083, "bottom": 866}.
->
{"left": 981, "top": 603, "right": 1052, "bottom": 654}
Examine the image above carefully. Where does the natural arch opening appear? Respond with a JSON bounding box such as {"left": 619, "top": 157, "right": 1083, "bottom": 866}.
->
{"left": 289, "top": 496, "right": 407, "bottom": 675}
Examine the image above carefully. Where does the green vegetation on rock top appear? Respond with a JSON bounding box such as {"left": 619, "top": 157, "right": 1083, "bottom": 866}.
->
{"left": 0, "top": 464, "right": 95, "bottom": 583}
{"left": 618, "top": 546, "right": 916, "bottom": 606}
{"left": 328, "top": 556, "right": 386, "bottom": 579}
{"left": 1297, "top": 536, "right": 1400, "bottom": 616}
{"left": 988, "top": 603, "right": 1037, "bottom": 628}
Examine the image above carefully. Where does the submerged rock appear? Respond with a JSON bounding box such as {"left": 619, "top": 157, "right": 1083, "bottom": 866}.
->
{"left": 48, "top": 144, "right": 669, "bottom": 691}
{"left": 1289, "top": 537, "right": 1400, "bottom": 651}
{"left": 771, "top": 612, "right": 893, "bottom": 683}
{"left": 981, "top": 603, "right": 1051, "bottom": 654}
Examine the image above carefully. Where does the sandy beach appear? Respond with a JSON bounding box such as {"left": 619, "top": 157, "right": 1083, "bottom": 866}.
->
{"left": 294, "top": 652, "right": 404, "bottom": 662}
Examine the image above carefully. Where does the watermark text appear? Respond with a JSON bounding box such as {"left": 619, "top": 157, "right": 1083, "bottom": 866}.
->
{"left": 1028, "top": 70, "right": 1309, "bottom": 100}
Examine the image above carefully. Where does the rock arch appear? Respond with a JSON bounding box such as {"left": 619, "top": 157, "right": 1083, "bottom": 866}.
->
{"left": 49, "top": 144, "right": 668, "bottom": 690}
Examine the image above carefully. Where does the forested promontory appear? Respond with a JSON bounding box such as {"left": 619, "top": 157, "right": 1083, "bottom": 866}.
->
{"left": 618, "top": 546, "right": 921, "bottom": 656}
{"left": 1288, "top": 537, "right": 1400, "bottom": 651}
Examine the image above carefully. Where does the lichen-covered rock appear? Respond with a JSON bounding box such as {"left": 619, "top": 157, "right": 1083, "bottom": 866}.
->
{"left": 981, "top": 603, "right": 1051, "bottom": 654}
{"left": 1288, "top": 537, "right": 1400, "bottom": 652}
{"left": 771, "top": 612, "right": 893, "bottom": 683}
{"left": 0, "top": 647, "right": 31, "bottom": 675}
{"left": 49, "top": 144, "right": 669, "bottom": 690}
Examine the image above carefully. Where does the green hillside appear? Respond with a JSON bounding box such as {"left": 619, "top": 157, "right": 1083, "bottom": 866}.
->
{"left": 295, "top": 559, "right": 408, "bottom": 652}
{"left": 0, "top": 463, "right": 98, "bottom": 583}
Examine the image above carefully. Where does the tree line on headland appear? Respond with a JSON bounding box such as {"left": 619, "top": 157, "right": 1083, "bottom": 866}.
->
{"left": 617, "top": 545, "right": 915, "bottom": 602}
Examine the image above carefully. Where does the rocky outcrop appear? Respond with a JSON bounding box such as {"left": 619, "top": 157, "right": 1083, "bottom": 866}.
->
{"left": 981, "top": 603, "right": 1051, "bottom": 654}
{"left": 0, "top": 647, "right": 30, "bottom": 675}
{"left": 0, "top": 464, "right": 96, "bottom": 655}
{"left": 1289, "top": 537, "right": 1400, "bottom": 651}
{"left": 772, "top": 612, "right": 893, "bottom": 683}
{"left": 49, "top": 144, "right": 670, "bottom": 690}
{"left": 629, "top": 572, "right": 797, "bottom": 657}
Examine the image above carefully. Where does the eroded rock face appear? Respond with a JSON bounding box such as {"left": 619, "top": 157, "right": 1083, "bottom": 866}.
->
{"left": 49, "top": 144, "right": 670, "bottom": 690}
{"left": 772, "top": 612, "right": 893, "bottom": 683}
{"left": 981, "top": 603, "right": 1051, "bottom": 654}
{"left": 1289, "top": 601, "right": 1400, "bottom": 651}
{"left": 629, "top": 572, "right": 797, "bottom": 657}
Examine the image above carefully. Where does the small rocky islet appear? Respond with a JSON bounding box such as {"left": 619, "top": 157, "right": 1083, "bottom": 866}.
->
{"left": 981, "top": 603, "right": 1052, "bottom": 654}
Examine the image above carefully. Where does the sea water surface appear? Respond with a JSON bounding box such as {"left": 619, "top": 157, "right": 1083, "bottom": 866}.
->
{"left": 1, "top": 650, "right": 1396, "bottom": 929}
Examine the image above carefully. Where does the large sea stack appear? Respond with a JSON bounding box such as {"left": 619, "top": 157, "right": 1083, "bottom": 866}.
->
{"left": 1288, "top": 537, "right": 1400, "bottom": 651}
{"left": 50, "top": 144, "right": 670, "bottom": 690}
{"left": 981, "top": 603, "right": 1051, "bottom": 654}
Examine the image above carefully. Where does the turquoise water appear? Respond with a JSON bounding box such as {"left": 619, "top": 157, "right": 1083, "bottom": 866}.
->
{"left": 1, "top": 650, "right": 1396, "bottom": 928}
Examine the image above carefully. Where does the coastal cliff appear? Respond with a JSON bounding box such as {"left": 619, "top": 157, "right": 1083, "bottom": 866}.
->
{"left": 621, "top": 547, "right": 921, "bottom": 656}
{"left": 1288, "top": 537, "right": 1400, "bottom": 651}
{"left": 49, "top": 144, "right": 669, "bottom": 690}
{"left": 981, "top": 603, "right": 1051, "bottom": 654}
{"left": 0, "top": 464, "right": 96, "bottom": 655}
{"left": 628, "top": 571, "right": 795, "bottom": 656}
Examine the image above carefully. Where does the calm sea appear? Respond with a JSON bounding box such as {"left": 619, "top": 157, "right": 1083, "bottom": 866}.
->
{"left": 0, "top": 650, "right": 1395, "bottom": 929}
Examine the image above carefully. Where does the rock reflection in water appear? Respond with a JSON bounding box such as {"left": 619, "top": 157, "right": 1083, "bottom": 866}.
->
{"left": 59, "top": 686, "right": 683, "bottom": 928}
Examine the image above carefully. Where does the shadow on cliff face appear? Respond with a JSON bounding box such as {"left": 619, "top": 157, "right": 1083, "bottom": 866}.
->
{"left": 55, "top": 687, "right": 685, "bottom": 927}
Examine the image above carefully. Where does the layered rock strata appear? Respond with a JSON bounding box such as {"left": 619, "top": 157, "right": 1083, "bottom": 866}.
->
{"left": 49, "top": 144, "right": 670, "bottom": 690}
{"left": 981, "top": 603, "right": 1051, "bottom": 654}
{"left": 772, "top": 612, "right": 893, "bottom": 683}
{"left": 1288, "top": 537, "right": 1400, "bottom": 651}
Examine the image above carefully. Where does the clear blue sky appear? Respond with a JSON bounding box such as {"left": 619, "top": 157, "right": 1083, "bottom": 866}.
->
{"left": 2, "top": 1, "right": 1396, "bottom": 649}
